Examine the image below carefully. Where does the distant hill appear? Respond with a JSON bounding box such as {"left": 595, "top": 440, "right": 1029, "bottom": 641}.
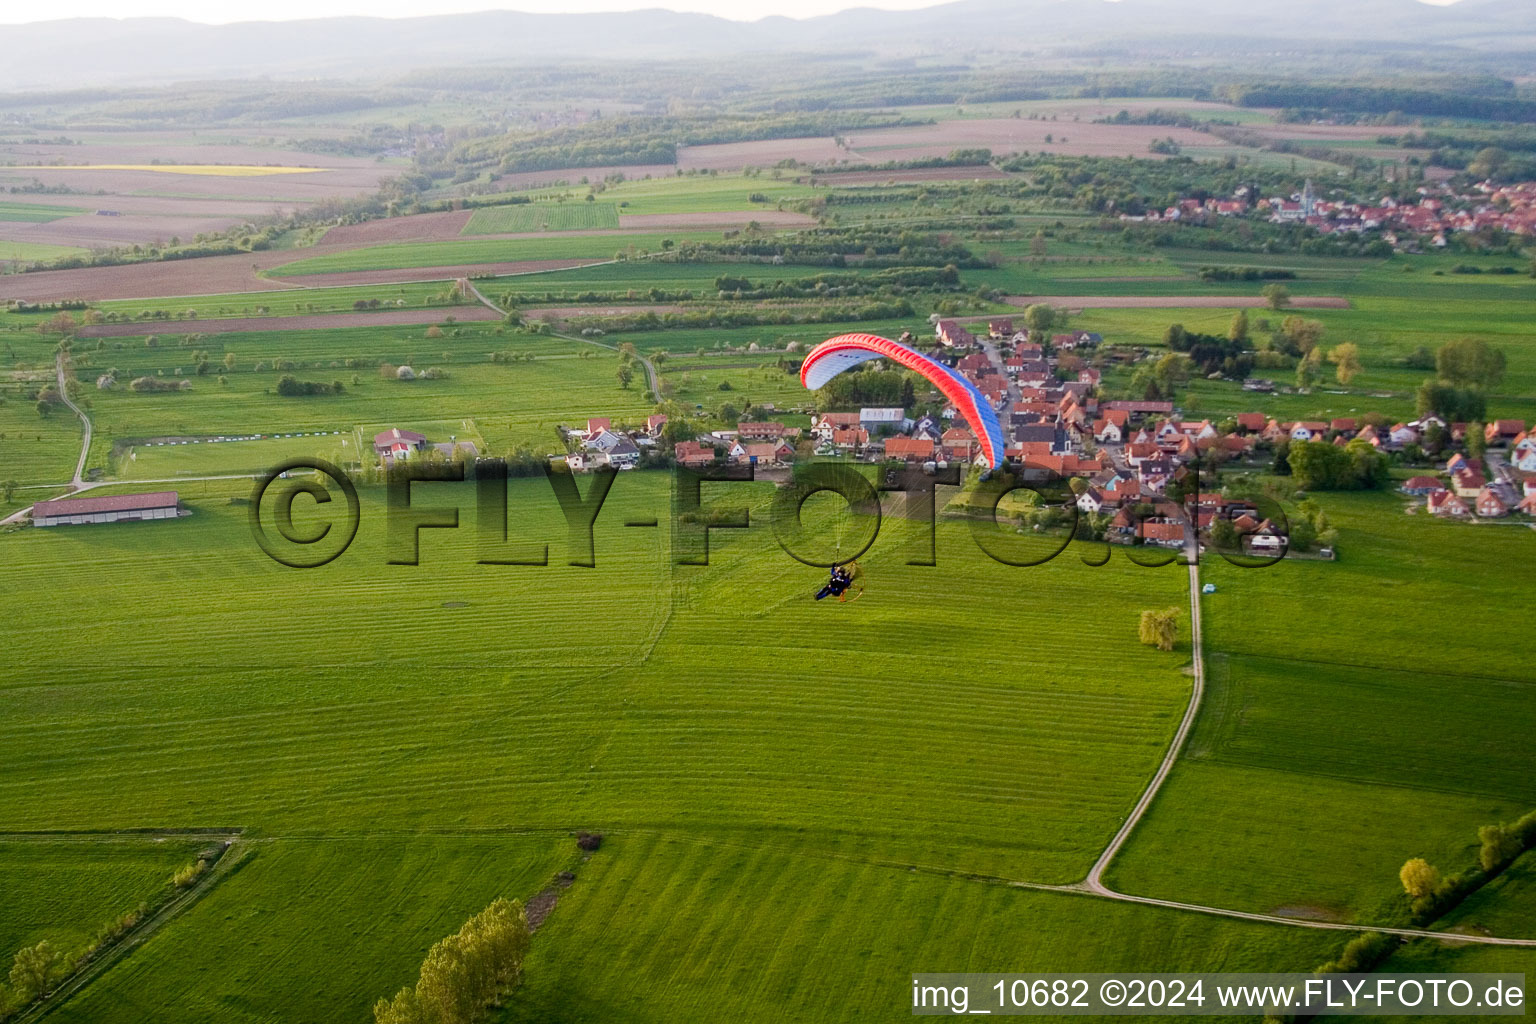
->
{"left": 0, "top": 0, "right": 1531, "bottom": 93}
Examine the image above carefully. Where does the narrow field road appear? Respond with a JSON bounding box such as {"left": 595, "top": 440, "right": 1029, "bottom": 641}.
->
{"left": 56, "top": 351, "right": 91, "bottom": 488}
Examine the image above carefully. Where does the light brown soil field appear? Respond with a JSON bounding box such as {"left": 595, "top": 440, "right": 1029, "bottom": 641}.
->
{"left": 616, "top": 211, "right": 816, "bottom": 229}
{"left": 0, "top": 139, "right": 391, "bottom": 249}
{"left": 4, "top": 215, "right": 249, "bottom": 249}
{"left": 844, "top": 119, "right": 1211, "bottom": 161}
{"left": 810, "top": 166, "right": 1012, "bottom": 185}
{"left": 0, "top": 251, "right": 602, "bottom": 303}
{"left": 0, "top": 248, "right": 308, "bottom": 302}
{"left": 76, "top": 306, "right": 502, "bottom": 337}
{"left": 1006, "top": 295, "right": 1352, "bottom": 310}
{"left": 677, "top": 137, "right": 851, "bottom": 171}
{"left": 320, "top": 210, "right": 476, "bottom": 246}
{"left": 0, "top": 164, "right": 381, "bottom": 202}
{"left": 0, "top": 194, "right": 285, "bottom": 218}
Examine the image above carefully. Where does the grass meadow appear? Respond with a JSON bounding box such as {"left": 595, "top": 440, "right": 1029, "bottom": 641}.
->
{"left": 0, "top": 200, "right": 87, "bottom": 222}
{"left": 462, "top": 202, "right": 620, "bottom": 234}
{"left": 0, "top": 837, "right": 207, "bottom": 963}
{"left": 0, "top": 470, "right": 1363, "bottom": 1020}
{"left": 267, "top": 233, "right": 721, "bottom": 277}
{"left": 0, "top": 240, "right": 89, "bottom": 263}
{"left": 1107, "top": 492, "right": 1536, "bottom": 923}
{"left": 48, "top": 837, "right": 572, "bottom": 1024}
{"left": 511, "top": 172, "right": 816, "bottom": 215}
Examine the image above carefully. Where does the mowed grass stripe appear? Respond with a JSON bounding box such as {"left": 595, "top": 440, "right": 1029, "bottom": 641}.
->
{"left": 47, "top": 837, "right": 571, "bottom": 1024}
{"left": 502, "top": 833, "right": 1337, "bottom": 1023}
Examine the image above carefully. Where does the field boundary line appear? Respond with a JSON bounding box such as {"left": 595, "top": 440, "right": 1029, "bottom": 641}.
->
{"left": 13, "top": 830, "right": 246, "bottom": 1024}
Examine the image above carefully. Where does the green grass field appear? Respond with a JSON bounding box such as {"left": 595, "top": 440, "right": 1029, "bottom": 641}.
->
{"left": 93, "top": 280, "right": 475, "bottom": 321}
{"left": 72, "top": 338, "right": 644, "bottom": 478}
{"left": 0, "top": 836, "right": 207, "bottom": 965}
{"left": 0, "top": 473, "right": 1189, "bottom": 876}
{"left": 0, "top": 200, "right": 87, "bottom": 222}
{"left": 3, "top": 148, "right": 1536, "bottom": 1022}
{"left": 1108, "top": 492, "right": 1536, "bottom": 923}
{"left": 462, "top": 202, "right": 620, "bottom": 234}
{"left": 49, "top": 837, "right": 571, "bottom": 1024}
{"left": 267, "top": 233, "right": 720, "bottom": 278}
{"left": 500, "top": 172, "right": 816, "bottom": 216}
{"left": 0, "top": 239, "right": 90, "bottom": 263}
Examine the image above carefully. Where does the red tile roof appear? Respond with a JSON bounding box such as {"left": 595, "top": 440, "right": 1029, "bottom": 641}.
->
{"left": 34, "top": 491, "right": 178, "bottom": 518}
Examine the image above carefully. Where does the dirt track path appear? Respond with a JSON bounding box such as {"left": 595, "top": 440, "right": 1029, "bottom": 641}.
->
{"left": 1082, "top": 560, "right": 1205, "bottom": 892}
{"left": 56, "top": 352, "right": 91, "bottom": 489}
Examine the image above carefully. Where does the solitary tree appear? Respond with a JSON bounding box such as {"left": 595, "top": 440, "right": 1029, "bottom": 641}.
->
{"left": 616, "top": 364, "right": 635, "bottom": 390}
{"left": 1228, "top": 310, "right": 1249, "bottom": 345}
{"left": 2, "top": 480, "right": 17, "bottom": 503}
{"left": 1331, "top": 343, "right": 1363, "bottom": 386}
{"left": 1138, "top": 608, "right": 1179, "bottom": 652}
{"left": 1023, "top": 303, "right": 1055, "bottom": 338}
{"left": 1262, "top": 284, "right": 1292, "bottom": 310}
{"left": 1399, "top": 858, "right": 1440, "bottom": 900}
{"left": 1295, "top": 352, "right": 1318, "bottom": 391}
{"left": 9, "top": 940, "right": 64, "bottom": 1001}
{"left": 1436, "top": 337, "right": 1506, "bottom": 390}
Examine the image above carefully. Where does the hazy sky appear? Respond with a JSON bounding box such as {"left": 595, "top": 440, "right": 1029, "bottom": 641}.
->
{"left": 0, "top": 0, "right": 1470, "bottom": 26}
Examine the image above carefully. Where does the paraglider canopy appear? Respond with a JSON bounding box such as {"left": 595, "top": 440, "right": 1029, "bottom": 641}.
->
{"left": 799, "top": 332, "right": 1007, "bottom": 472}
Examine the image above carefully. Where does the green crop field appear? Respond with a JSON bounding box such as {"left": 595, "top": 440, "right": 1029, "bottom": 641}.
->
{"left": 93, "top": 280, "right": 476, "bottom": 321}
{"left": 501, "top": 833, "right": 1336, "bottom": 1023}
{"left": 0, "top": 473, "right": 1190, "bottom": 871}
{"left": 508, "top": 172, "right": 816, "bottom": 216}
{"left": 0, "top": 372, "right": 88, "bottom": 486}
{"left": 0, "top": 200, "right": 87, "bottom": 222}
{"left": 462, "top": 201, "right": 620, "bottom": 234}
{"left": 114, "top": 430, "right": 354, "bottom": 480}
{"left": 0, "top": 239, "right": 89, "bottom": 263}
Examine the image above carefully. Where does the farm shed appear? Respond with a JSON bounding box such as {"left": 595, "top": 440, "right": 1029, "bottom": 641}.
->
{"left": 32, "top": 491, "right": 180, "bottom": 528}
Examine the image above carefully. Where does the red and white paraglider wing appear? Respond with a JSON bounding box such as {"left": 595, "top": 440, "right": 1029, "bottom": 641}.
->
{"left": 800, "top": 333, "right": 1007, "bottom": 472}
